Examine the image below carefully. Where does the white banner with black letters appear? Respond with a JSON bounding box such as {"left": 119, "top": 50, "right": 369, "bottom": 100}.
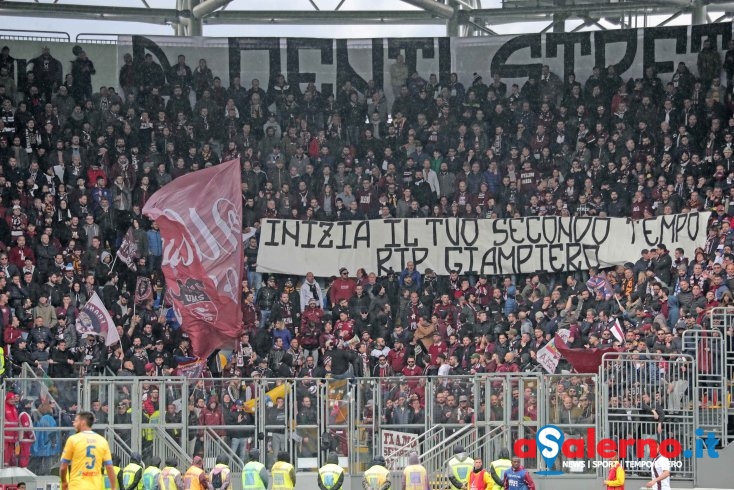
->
{"left": 256, "top": 212, "right": 710, "bottom": 277}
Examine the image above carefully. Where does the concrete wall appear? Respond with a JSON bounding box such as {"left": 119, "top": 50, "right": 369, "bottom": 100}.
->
{"left": 695, "top": 443, "right": 734, "bottom": 489}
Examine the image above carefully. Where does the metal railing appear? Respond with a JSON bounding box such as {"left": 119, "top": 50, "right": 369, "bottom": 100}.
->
{"left": 682, "top": 329, "right": 728, "bottom": 445}
{"left": 0, "top": 29, "right": 70, "bottom": 42}
{"left": 463, "top": 425, "right": 510, "bottom": 469}
{"left": 106, "top": 427, "right": 133, "bottom": 468}
{"left": 75, "top": 33, "right": 120, "bottom": 44}
{"left": 383, "top": 424, "right": 449, "bottom": 470}
{"left": 154, "top": 426, "right": 193, "bottom": 468}
{"left": 5, "top": 368, "right": 716, "bottom": 482}
{"left": 421, "top": 424, "right": 476, "bottom": 477}
{"left": 707, "top": 306, "right": 734, "bottom": 444}
{"left": 201, "top": 427, "right": 246, "bottom": 472}
{"left": 600, "top": 352, "right": 696, "bottom": 481}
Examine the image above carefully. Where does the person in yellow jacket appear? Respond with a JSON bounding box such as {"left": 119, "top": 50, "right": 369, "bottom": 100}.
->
{"left": 402, "top": 452, "right": 428, "bottom": 490}
{"left": 468, "top": 458, "right": 492, "bottom": 490}
{"left": 209, "top": 455, "right": 232, "bottom": 490}
{"left": 142, "top": 457, "right": 162, "bottom": 490}
{"left": 488, "top": 449, "right": 512, "bottom": 490}
{"left": 0, "top": 345, "right": 6, "bottom": 380}
{"left": 159, "top": 458, "right": 185, "bottom": 490}
{"left": 184, "top": 456, "right": 212, "bottom": 490}
{"left": 446, "top": 445, "right": 473, "bottom": 490}
{"left": 362, "top": 456, "right": 391, "bottom": 490}
{"left": 318, "top": 452, "right": 345, "bottom": 490}
{"left": 271, "top": 452, "right": 296, "bottom": 490}
{"left": 602, "top": 455, "right": 625, "bottom": 490}
{"left": 242, "top": 449, "right": 269, "bottom": 490}
{"left": 103, "top": 455, "right": 122, "bottom": 490}
{"left": 122, "top": 453, "right": 145, "bottom": 490}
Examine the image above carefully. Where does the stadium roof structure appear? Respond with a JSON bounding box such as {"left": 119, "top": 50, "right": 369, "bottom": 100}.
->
{"left": 0, "top": 0, "right": 733, "bottom": 38}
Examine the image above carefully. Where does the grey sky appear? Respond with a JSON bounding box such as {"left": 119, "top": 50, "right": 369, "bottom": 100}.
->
{"left": 4, "top": 0, "right": 691, "bottom": 40}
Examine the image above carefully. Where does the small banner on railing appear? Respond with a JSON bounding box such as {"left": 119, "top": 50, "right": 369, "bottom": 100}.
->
{"left": 382, "top": 430, "right": 419, "bottom": 470}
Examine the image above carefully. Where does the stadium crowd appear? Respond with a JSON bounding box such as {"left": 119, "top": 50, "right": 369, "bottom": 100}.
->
{"left": 1, "top": 38, "right": 734, "bottom": 470}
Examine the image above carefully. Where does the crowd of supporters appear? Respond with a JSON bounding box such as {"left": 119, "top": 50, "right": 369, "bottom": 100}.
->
{"left": 1, "top": 37, "right": 734, "bottom": 469}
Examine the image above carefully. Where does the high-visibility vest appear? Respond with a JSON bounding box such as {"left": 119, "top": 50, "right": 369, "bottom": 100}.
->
{"left": 142, "top": 410, "right": 160, "bottom": 441}
{"left": 363, "top": 465, "right": 390, "bottom": 490}
{"left": 159, "top": 467, "right": 181, "bottom": 490}
{"left": 209, "top": 463, "right": 231, "bottom": 490}
{"left": 0, "top": 346, "right": 5, "bottom": 377}
{"left": 271, "top": 461, "right": 294, "bottom": 490}
{"left": 184, "top": 466, "right": 205, "bottom": 490}
{"left": 488, "top": 459, "right": 512, "bottom": 490}
{"left": 447, "top": 456, "right": 473, "bottom": 490}
{"left": 468, "top": 470, "right": 489, "bottom": 490}
{"left": 242, "top": 461, "right": 266, "bottom": 490}
{"left": 318, "top": 463, "right": 344, "bottom": 490}
{"left": 403, "top": 464, "right": 428, "bottom": 490}
{"left": 122, "top": 463, "right": 143, "bottom": 490}
{"left": 104, "top": 465, "right": 121, "bottom": 490}
{"left": 142, "top": 466, "right": 161, "bottom": 490}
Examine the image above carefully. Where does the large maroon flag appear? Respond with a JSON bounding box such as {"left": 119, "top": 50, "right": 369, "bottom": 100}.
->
{"left": 554, "top": 335, "right": 621, "bottom": 373}
{"left": 143, "top": 159, "right": 243, "bottom": 358}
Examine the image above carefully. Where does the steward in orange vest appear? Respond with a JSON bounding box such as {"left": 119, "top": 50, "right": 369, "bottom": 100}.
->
{"left": 468, "top": 458, "right": 492, "bottom": 490}
{"left": 603, "top": 458, "right": 625, "bottom": 490}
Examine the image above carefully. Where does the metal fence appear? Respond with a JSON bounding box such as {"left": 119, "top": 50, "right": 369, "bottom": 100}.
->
{"left": 707, "top": 307, "right": 734, "bottom": 445}
{"left": 3, "top": 365, "right": 720, "bottom": 483}
{"left": 600, "top": 352, "right": 697, "bottom": 480}
{"left": 681, "top": 329, "right": 728, "bottom": 445}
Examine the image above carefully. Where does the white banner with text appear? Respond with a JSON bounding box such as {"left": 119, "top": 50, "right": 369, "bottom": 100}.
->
{"left": 256, "top": 212, "right": 710, "bottom": 277}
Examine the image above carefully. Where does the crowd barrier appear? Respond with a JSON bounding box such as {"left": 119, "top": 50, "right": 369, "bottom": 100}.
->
{"left": 2, "top": 347, "right": 729, "bottom": 484}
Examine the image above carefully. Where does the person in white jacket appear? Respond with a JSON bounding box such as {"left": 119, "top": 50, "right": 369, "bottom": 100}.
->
{"left": 299, "top": 272, "right": 324, "bottom": 312}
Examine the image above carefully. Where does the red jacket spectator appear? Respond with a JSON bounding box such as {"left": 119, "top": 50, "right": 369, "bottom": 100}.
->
{"left": 199, "top": 398, "right": 225, "bottom": 437}
{"left": 8, "top": 239, "right": 34, "bottom": 270}
{"left": 329, "top": 268, "right": 356, "bottom": 305}
{"left": 387, "top": 343, "right": 408, "bottom": 373}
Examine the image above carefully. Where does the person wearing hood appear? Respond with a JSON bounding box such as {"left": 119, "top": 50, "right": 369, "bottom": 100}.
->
{"left": 242, "top": 449, "right": 268, "bottom": 490}
{"left": 362, "top": 455, "right": 390, "bottom": 490}
{"left": 403, "top": 452, "right": 428, "bottom": 490}
{"left": 468, "top": 457, "right": 492, "bottom": 490}
{"left": 488, "top": 449, "right": 512, "bottom": 490}
{"left": 31, "top": 402, "right": 59, "bottom": 475}
{"left": 199, "top": 396, "right": 225, "bottom": 438}
{"left": 159, "top": 458, "right": 184, "bottom": 490}
{"left": 95, "top": 250, "right": 115, "bottom": 284}
{"left": 318, "top": 452, "right": 344, "bottom": 490}
{"left": 122, "top": 453, "right": 145, "bottom": 490}
{"left": 503, "top": 286, "right": 518, "bottom": 316}
{"left": 3, "top": 391, "right": 19, "bottom": 466}
{"left": 446, "top": 444, "right": 473, "bottom": 490}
